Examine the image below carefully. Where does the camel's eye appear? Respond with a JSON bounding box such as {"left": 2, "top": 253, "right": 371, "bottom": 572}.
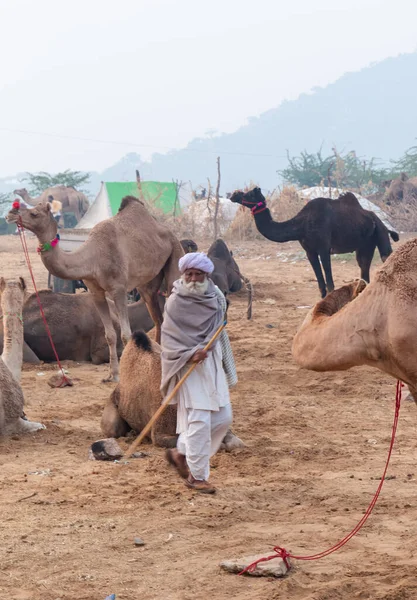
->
{"left": 30, "top": 211, "right": 38, "bottom": 217}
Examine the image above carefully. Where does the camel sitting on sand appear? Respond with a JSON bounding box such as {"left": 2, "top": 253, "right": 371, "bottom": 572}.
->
{"left": 292, "top": 238, "right": 417, "bottom": 398}
{"left": 0, "top": 277, "right": 45, "bottom": 435}
{"left": 101, "top": 331, "right": 244, "bottom": 451}
{"left": 7, "top": 196, "right": 184, "bottom": 382}
{"left": 0, "top": 290, "right": 164, "bottom": 364}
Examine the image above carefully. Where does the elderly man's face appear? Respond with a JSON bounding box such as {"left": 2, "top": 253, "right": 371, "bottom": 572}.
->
{"left": 183, "top": 268, "right": 207, "bottom": 284}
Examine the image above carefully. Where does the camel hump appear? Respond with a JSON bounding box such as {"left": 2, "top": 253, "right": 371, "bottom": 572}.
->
{"left": 118, "top": 195, "right": 142, "bottom": 212}
{"left": 132, "top": 330, "right": 153, "bottom": 352}
{"left": 338, "top": 192, "right": 361, "bottom": 207}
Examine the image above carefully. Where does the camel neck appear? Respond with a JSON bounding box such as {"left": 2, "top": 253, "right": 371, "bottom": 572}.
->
{"left": 1, "top": 312, "right": 23, "bottom": 383}
{"left": 253, "top": 208, "right": 302, "bottom": 242}
{"left": 38, "top": 236, "right": 92, "bottom": 281}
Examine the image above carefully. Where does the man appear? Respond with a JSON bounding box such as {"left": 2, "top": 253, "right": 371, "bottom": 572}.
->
{"left": 161, "top": 252, "right": 237, "bottom": 494}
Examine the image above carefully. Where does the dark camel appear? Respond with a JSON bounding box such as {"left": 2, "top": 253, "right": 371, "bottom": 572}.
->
{"left": 207, "top": 239, "right": 243, "bottom": 295}
{"left": 230, "top": 187, "right": 399, "bottom": 297}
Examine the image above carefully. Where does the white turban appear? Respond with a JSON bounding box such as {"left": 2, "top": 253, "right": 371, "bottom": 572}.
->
{"left": 178, "top": 252, "right": 214, "bottom": 274}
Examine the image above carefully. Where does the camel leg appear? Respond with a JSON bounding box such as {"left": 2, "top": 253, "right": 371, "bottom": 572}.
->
{"left": 110, "top": 288, "right": 132, "bottom": 347}
{"left": 356, "top": 245, "right": 375, "bottom": 283}
{"left": 319, "top": 249, "right": 335, "bottom": 294}
{"left": 101, "top": 400, "right": 130, "bottom": 438}
{"left": 90, "top": 289, "right": 120, "bottom": 382}
{"left": 139, "top": 276, "right": 164, "bottom": 344}
{"left": 4, "top": 417, "right": 46, "bottom": 435}
{"left": 305, "top": 249, "right": 327, "bottom": 298}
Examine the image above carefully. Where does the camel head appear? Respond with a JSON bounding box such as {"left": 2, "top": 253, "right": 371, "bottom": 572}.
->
{"left": 13, "top": 187, "right": 29, "bottom": 199}
{"left": 180, "top": 239, "right": 198, "bottom": 254}
{"left": 6, "top": 200, "right": 58, "bottom": 238}
{"left": 312, "top": 279, "right": 367, "bottom": 319}
{"left": 0, "top": 277, "right": 27, "bottom": 313}
{"left": 229, "top": 187, "right": 266, "bottom": 210}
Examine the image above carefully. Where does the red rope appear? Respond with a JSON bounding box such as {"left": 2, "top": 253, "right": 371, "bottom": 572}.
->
{"left": 17, "top": 222, "right": 70, "bottom": 387}
{"left": 240, "top": 380, "right": 403, "bottom": 574}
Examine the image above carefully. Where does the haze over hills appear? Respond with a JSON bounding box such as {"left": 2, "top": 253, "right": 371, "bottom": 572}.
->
{"left": 2, "top": 52, "right": 416, "bottom": 201}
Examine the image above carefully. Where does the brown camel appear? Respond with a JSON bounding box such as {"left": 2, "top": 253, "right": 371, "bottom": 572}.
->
{"left": 7, "top": 196, "right": 184, "bottom": 382}
{"left": 383, "top": 173, "right": 417, "bottom": 205}
{"left": 292, "top": 238, "right": 417, "bottom": 398}
{"left": 0, "top": 277, "right": 45, "bottom": 435}
{"left": 14, "top": 186, "right": 89, "bottom": 224}
{"left": 0, "top": 289, "right": 164, "bottom": 364}
{"left": 101, "top": 331, "right": 244, "bottom": 451}
{"left": 230, "top": 187, "right": 399, "bottom": 298}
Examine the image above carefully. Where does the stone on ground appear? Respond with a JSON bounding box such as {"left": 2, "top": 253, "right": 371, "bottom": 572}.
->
{"left": 88, "top": 438, "right": 123, "bottom": 461}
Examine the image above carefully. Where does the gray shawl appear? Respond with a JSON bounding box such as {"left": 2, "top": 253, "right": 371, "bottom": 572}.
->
{"left": 161, "top": 279, "right": 225, "bottom": 396}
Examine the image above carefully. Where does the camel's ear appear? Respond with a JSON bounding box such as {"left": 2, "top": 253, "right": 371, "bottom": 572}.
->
{"left": 46, "top": 202, "right": 52, "bottom": 212}
{"left": 18, "top": 277, "right": 27, "bottom": 292}
{"left": 0, "top": 277, "right": 5, "bottom": 293}
{"left": 353, "top": 279, "right": 367, "bottom": 298}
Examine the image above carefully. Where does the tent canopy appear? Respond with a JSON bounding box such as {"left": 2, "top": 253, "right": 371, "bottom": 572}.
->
{"left": 76, "top": 181, "right": 180, "bottom": 229}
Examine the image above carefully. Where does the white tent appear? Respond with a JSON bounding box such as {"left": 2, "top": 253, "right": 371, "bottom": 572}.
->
{"left": 76, "top": 182, "right": 111, "bottom": 229}
{"left": 297, "top": 186, "right": 396, "bottom": 231}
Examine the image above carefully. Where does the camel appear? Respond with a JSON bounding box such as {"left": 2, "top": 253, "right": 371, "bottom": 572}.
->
{"left": 14, "top": 186, "right": 89, "bottom": 225}
{"left": 230, "top": 187, "right": 399, "bottom": 298}
{"left": 0, "top": 277, "right": 45, "bottom": 435}
{"left": 292, "top": 238, "right": 417, "bottom": 398}
{"left": 207, "top": 239, "right": 243, "bottom": 295}
{"left": 7, "top": 196, "right": 184, "bottom": 382}
{"left": 0, "top": 289, "right": 164, "bottom": 364}
{"left": 101, "top": 331, "right": 244, "bottom": 451}
{"left": 383, "top": 173, "right": 417, "bottom": 205}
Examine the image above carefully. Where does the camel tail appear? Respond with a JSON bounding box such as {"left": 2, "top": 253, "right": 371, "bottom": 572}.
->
{"left": 373, "top": 215, "right": 396, "bottom": 261}
{"left": 389, "top": 230, "right": 400, "bottom": 242}
{"left": 163, "top": 239, "right": 185, "bottom": 296}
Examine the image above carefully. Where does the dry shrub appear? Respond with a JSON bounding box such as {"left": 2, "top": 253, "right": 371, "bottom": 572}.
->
{"left": 370, "top": 192, "right": 417, "bottom": 232}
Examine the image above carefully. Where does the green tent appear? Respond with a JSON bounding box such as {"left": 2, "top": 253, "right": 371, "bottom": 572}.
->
{"left": 76, "top": 181, "right": 180, "bottom": 229}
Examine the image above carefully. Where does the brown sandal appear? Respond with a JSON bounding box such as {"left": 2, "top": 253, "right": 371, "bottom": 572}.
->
{"left": 165, "top": 449, "right": 190, "bottom": 479}
{"left": 185, "top": 476, "right": 216, "bottom": 494}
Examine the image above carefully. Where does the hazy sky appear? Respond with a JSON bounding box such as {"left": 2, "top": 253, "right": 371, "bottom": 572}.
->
{"left": 0, "top": 0, "right": 416, "bottom": 176}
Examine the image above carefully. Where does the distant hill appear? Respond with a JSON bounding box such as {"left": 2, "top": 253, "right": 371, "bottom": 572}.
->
{"left": 1, "top": 52, "right": 416, "bottom": 204}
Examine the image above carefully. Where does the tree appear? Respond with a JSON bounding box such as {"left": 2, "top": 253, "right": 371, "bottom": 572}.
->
{"left": 391, "top": 144, "right": 417, "bottom": 178}
{"left": 21, "top": 170, "right": 90, "bottom": 195}
{"left": 279, "top": 148, "right": 391, "bottom": 194}
{"left": 0, "top": 192, "right": 11, "bottom": 217}
{"left": 279, "top": 148, "right": 334, "bottom": 188}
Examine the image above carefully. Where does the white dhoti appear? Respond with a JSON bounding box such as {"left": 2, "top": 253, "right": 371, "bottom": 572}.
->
{"left": 172, "top": 343, "right": 233, "bottom": 481}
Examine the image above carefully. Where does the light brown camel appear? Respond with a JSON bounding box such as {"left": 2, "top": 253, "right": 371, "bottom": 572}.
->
{"left": 7, "top": 196, "right": 184, "bottom": 382}
{"left": 101, "top": 331, "right": 244, "bottom": 451}
{"left": 0, "top": 289, "right": 164, "bottom": 364}
{"left": 1, "top": 277, "right": 26, "bottom": 382}
{"left": 292, "top": 238, "right": 417, "bottom": 398}
{"left": 14, "top": 186, "right": 89, "bottom": 224}
{"left": 0, "top": 277, "right": 45, "bottom": 435}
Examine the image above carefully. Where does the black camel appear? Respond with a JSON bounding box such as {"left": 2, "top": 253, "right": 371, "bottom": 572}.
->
{"left": 230, "top": 187, "right": 399, "bottom": 297}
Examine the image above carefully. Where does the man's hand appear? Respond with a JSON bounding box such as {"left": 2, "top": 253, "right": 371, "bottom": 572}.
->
{"left": 192, "top": 349, "right": 208, "bottom": 363}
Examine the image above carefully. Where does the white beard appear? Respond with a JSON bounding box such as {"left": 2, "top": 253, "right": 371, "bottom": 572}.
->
{"left": 181, "top": 275, "right": 209, "bottom": 295}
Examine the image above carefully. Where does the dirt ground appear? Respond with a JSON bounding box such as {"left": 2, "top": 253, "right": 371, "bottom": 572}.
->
{"left": 1, "top": 233, "right": 417, "bottom": 600}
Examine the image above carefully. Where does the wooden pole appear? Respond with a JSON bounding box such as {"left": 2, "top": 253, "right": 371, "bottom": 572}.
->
{"left": 124, "top": 320, "right": 227, "bottom": 459}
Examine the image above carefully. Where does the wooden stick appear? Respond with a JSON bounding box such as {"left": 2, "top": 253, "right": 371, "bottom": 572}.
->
{"left": 124, "top": 320, "right": 227, "bottom": 459}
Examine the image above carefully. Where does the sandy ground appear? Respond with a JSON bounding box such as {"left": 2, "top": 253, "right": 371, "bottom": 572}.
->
{"left": 1, "top": 233, "right": 417, "bottom": 600}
